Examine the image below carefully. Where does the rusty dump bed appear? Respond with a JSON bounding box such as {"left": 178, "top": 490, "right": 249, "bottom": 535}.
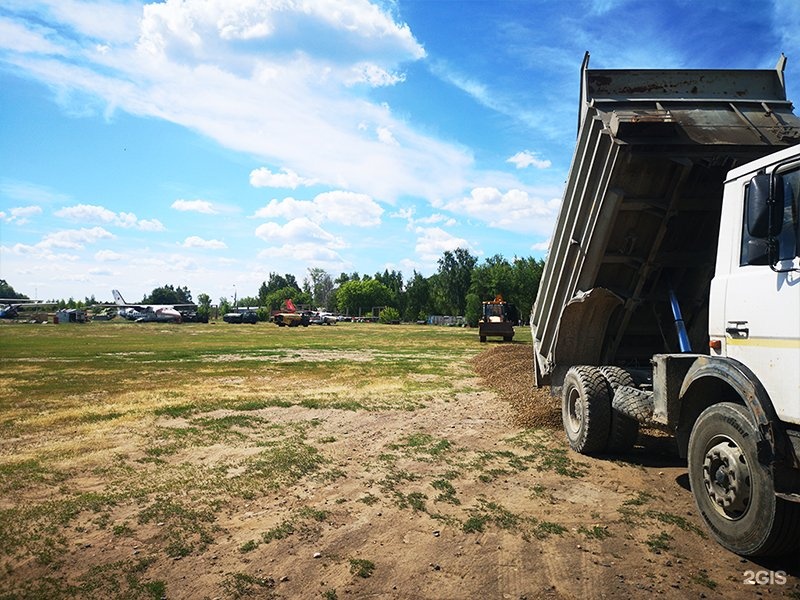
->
{"left": 531, "top": 54, "right": 800, "bottom": 388}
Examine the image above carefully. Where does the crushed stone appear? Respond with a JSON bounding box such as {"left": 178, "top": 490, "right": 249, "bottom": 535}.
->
{"left": 470, "top": 343, "right": 561, "bottom": 429}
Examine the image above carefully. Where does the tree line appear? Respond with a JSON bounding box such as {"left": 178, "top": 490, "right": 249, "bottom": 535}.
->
{"left": 2, "top": 249, "right": 545, "bottom": 325}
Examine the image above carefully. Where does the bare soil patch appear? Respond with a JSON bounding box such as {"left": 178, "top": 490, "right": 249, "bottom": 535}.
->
{"left": 2, "top": 336, "right": 799, "bottom": 599}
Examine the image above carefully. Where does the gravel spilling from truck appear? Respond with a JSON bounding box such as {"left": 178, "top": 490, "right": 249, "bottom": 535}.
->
{"left": 471, "top": 344, "right": 561, "bottom": 429}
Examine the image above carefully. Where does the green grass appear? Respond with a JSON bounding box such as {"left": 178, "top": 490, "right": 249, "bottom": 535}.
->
{"left": 645, "top": 531, "right": 673, "bottom": 552}
{"left": 577, "top": 524, "right": 612, "bottom": 540}
{"left": 349, "top": 558, "right": 376, "bottom": 578}
{"left": 691, "top": 570, "right": 718, "bottom": 590}
{"left": 0, "top": 321, "right": 536, "bottom": 597}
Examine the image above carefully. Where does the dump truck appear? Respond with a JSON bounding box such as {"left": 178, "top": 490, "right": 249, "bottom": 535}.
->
{"left": 478, "top": 295, "right": 517, "bottom": 342}
{"left": 530, "top": 53, "right": 800, "bottom": 556}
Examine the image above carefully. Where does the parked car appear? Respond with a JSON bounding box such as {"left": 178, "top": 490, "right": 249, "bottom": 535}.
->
{"left": 223, "top": 311, "right": 258, "bottom": 324}
{"left": 310, "top": 312, "right": 337, "bottom": 325}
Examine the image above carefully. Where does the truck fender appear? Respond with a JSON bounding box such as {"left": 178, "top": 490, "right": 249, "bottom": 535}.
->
{"left": 675, "top": 356, "right": 794, "bottom": 469}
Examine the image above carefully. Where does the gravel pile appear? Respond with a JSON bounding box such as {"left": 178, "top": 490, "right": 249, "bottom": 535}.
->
{"left": 471, "top": 343, "right": 561, "bottom": 429}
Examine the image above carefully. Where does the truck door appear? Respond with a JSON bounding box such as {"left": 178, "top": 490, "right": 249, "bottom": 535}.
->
{"left": 722, "top": 161, "right": 800, "bottom": 426}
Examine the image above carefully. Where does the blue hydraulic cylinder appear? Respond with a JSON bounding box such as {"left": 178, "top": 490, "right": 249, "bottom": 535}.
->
{"left": 668, "top": 287, "right": 692, "bottom": 353}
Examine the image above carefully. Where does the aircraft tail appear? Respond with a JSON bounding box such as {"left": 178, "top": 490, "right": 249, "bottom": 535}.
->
{"left": 112, "top": 290, "right": 127, "bottom": 306}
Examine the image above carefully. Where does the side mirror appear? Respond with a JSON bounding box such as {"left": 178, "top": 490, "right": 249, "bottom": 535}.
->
{"left": 746, "top": 173, "right": 783, "bottom": 238}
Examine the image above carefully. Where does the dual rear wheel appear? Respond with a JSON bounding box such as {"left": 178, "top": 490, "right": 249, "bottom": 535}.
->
{"left": 561, "top": 367, "right": 800, "bottom": 557}
{"left": 561, "top": 365, "right": 639, "bottom": 454}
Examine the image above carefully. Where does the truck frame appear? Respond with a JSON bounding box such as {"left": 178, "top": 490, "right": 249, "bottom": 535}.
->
{"left": 530, "top": 53, "right": 800, "bottom": 556}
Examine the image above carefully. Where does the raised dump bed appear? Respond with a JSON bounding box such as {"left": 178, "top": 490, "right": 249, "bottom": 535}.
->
{"left": 531, "top": 53, "right": 800, "bottom": 389}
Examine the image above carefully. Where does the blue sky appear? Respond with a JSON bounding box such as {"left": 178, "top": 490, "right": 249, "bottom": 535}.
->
{"left": 1, "top": 0, "right": 799, "bottom": 303}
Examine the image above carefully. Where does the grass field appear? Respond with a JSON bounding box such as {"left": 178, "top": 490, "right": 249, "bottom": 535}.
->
{"left": 2, "top": 321, "right": 796, "bottom": 600}
{"left": 0, "top": 321, "right": 504, "bottom": 598}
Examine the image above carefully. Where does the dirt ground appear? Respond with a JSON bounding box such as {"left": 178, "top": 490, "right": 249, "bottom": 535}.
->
{"left": 6, "top": 342, "right": 800, "bottom": 599}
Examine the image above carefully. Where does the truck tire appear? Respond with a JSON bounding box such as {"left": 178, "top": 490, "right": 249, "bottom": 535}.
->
{"left": 599, "top": 367, "right": 639, "bottom": 453}
{"left": 562, "top": 366, "right": 611, "bottom": 455}
{"left": 687, "top": 402, "right": 800, "bottom": 556}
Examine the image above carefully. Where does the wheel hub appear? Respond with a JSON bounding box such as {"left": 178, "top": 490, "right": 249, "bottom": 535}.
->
{"left": 702, "top": 438, "right": 751, "bottom": 519}
{"left": 567, "top": 389, "right": 583, "bottom": 433}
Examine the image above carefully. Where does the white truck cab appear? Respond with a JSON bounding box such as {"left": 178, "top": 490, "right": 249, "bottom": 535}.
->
{"left": 710, "top": 145, "right": 800, "bottom": 427}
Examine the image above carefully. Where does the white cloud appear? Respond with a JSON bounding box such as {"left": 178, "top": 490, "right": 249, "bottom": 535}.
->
{"left": 254, "top": 217, "right": 346, "bottom": 248}
{"left": 415, "top": 213, "right": 457, "bottom": 227}
{"left": 376, "top": 126, "right": 399, "bottom": 146}
{"left": 137, "top": 219, "right": 166, "bottom": 232}
{"left": 256, "top": 243, "right": 348, "bottom": 269}
{"left": 253, "top": 197, "right": 313, "bottom": 221}
{"left": 39, "top": 226, "right": 114, "bottom": 249}
{"left": 430, "top": 59, "right": 546, "bottom": 132}
{"left": 55, "top": 203, "right": 165, "bottom": 231}
{"left": 253, "top": 190, "right": 383, "bottom": 227}
{"left": 0, "top": 16, "right": 64, "bottom": 55}
{"left": 414, "top": 226, "right": 472, "bottom": 263}
{"left": 390, "top": 207, "right": 414, "bottom": 220}
{"left": 3, "top": 205, "right": 43, "bottom": 225}
{"left": 347, "top": 63, "right": 406, "bottom": 87}
{"left": 314, "top": 191, "right": 383, "bottom": 226}
{"left": 440, "top": 187, "right": 560, "bottom": 236}
{"left": 94, "top": 249, "right": 122, "bottom": 261}
{"left": 0, "top": 1, "right": 485, "bottom": 203}
{"left": 532, "top": 240, "right": 550, "bottom": 252}
{"left": 507, "top": 150, "right": 552, "bottom": 170}
{"left": 182, "top": 236, "right": 227, "bottom": 249}
{"left": 171, "top": 199, "right": 218, "bottom": 214}
{"left": 3, "top": 0, "right": 142, "bottom": 44}
{"left": 391, "top": 206, "right": 456, "bottom": 230}
{"left": 249, "top": 167, "right": 316, "bottom": 189}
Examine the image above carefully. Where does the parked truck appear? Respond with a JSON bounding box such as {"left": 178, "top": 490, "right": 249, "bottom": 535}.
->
{"left": 530, "top": 53, "right": 800, "bottom": 556}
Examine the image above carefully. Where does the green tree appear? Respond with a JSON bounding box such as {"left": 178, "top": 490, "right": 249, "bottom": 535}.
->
{"left": 508, "top": 257, "right": 545, "bottom": 323}
{"left": 143, "top": 285, "right": 192, "bottom": 304}
{"left": 238, "top": 295, "right": 260, "bottom": 308}
{"left": 197, "top": 293, "right": 212, "bottom": 320}
{"left": 336, "top": 279, "right": 392, "bottom": 316}
{"left": 0, "top": 280, "right": 27, "bottom": 299}
{"left": 403, "top": 271, "right": 431, "bottom": 322}
{"left": 307, "top": 268, "right": 334, "bottom": 309}
{"left": 465, "top": 293, "right": 481, "bottom": 327}
{"left": 264, "top": 287, "right": 312, "bottom": 311}
{"left": 258, "top": 281, "right": 269, "bottom": 305}
{"left": 334, "top": 272, "right": 355, "bottom": 286}
{"left": 436, "top": 248, "right": 477, "bottom": 315}
{"left": 260, "top": 273, "right": 301, "bottom": 297}
{"left": 470, "top": 254, "right": 513, "bottom": 301}
{"left": 379, "top": 306, "right": 401, "bottom": 324}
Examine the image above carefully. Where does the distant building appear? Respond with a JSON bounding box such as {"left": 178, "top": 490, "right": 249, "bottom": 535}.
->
{"left": 55, "top": 309, "right": 87, "bottom": 324}
{"left": 427, "top": 315, "right": 465, "bottom": 327}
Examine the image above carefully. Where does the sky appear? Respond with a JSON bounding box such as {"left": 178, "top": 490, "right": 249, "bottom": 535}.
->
{"left": 1, "top": 0, "right": 799, "bottom": 303}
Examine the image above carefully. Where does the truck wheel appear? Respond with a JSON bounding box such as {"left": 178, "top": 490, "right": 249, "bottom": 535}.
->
{"left": 562, "top": 366, "right": 611, "bottom": 455}
{"left": 599, "top": 367, "right": 639, "bottom": 453}
{"left": 688, "top": 402, "right": 800, "bottom": 556}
